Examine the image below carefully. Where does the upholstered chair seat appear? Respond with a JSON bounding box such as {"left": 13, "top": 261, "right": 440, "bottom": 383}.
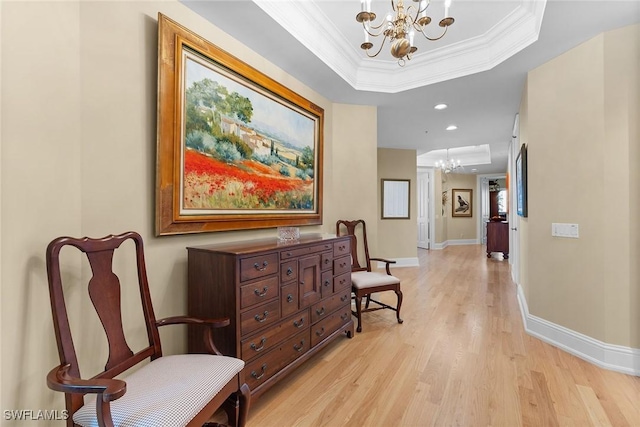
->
{"left": 74, "top": 355, "right": 244, "bottom": 427}
{"left": 351, "top": 271, "right": 400, "bottom": 289}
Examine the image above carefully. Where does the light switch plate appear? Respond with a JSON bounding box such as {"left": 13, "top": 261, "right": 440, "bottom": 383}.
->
{"left": 552, "top": 223, "right": 579, "bottom": 238}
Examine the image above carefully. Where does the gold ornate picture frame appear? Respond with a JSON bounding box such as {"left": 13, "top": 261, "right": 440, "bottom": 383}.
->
{"left": 156, "top": 14, "right": 324, "bottom": 235}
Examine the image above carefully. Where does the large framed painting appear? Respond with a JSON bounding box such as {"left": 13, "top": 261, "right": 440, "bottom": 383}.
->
{"left": 516, "top": 144, "right": 528, "bottom": 217}
{"left": 452, "top": 189, "right": 473, "bottom": 218}
{"left": 156, "top": 14, "right": 324, "bottom": 235}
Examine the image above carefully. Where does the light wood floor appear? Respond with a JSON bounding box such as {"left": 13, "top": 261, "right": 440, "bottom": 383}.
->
{"left": 218, "top": 245, "right": 640, "bottom": 426}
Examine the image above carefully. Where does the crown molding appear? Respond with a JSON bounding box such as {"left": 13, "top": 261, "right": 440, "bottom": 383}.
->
{"left": 254, "top": 0, "right": 547, "bottom": 93}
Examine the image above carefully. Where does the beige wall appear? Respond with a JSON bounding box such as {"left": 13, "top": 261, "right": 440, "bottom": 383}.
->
{"left": 522, "top": 24, "right": 639, "bottom": 347}
{"left": 331, "top": 103, "right": 378, "bottom": 248}
{"left": 0, "top": 1, "right": 377, "bottom": 420}
{"left": 436, "top": 173, "right": 478, "bottom": 243}
{"left": 377, "top": 148, "right": 418, "bottom": 260}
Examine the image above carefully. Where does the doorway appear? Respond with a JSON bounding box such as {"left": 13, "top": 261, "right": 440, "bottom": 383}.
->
{"left": 477, "top": 174, "right": 507, "bottom": 245}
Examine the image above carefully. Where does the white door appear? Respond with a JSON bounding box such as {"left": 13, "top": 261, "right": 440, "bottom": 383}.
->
{"left": 417, "top": 172, "right": 430, "bottom": 249}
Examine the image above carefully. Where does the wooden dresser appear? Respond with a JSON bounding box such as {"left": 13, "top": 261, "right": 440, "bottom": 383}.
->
{"left": 486, "top": 221, "right": 509, "bottom": 259}
{"left": 187, "top": 234, "right": 354, "bottom": 398}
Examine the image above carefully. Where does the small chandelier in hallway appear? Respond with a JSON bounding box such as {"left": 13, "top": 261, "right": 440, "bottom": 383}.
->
{"left": 436, "top": 150, "right": 462, "bottom": 173}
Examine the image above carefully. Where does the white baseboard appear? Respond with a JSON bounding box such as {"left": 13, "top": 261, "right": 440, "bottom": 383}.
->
{"left": 516, "top": 284, "right": 640, "bottom": 376}
{"left": 432, "top": 241, "right": 447, "bottom": 250}
{"left": 432, "top": 239, "right": 479, "bottom": 250}
{"left": 375, "top": 257, "right": 420, "bottom": 268}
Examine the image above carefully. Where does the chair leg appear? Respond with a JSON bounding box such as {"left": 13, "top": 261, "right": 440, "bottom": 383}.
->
{"left": 222, "top": 383, "right": 250, "bottom": 427}
{"left": 364, "top": 294, "right": 372, "bottom": 309}
{"left": 395, "top": 289, "right": 404, "bottom": 324}
{"left": 237, "top": 383, "right": 250, "bottom": 427}
{"left": 355, "top": 294, "right": 363, "bottom": 333}
{"left": 222, "top": 394, "right": 238, "bottom": 427}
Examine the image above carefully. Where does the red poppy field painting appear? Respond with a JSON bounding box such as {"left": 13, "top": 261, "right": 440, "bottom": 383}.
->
{"left": 180, "top": 52, "right": 317, "bottom": 213}
{"left": 156, "top": 14, "right": 323, "bottom": 235}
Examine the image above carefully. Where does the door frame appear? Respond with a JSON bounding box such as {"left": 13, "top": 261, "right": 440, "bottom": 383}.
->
{"left": 417, "top": 167, "right": 435, "bottom": 250}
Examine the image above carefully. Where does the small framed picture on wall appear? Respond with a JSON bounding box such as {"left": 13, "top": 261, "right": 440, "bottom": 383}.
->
{"left": 452, "top": 188, "right": 473, "bottom": 218}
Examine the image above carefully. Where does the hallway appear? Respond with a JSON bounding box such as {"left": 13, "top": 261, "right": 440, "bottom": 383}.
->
{"left": 221, "top": 245, "right": 640, "bottom": 426}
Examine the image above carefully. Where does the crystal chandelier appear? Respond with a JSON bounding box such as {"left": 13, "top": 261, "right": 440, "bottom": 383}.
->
{"left": 356, "top": 0, "right": 454, "bottom": 66}
{"left": 435, "top": 150, "right": 462, "bottom": 173}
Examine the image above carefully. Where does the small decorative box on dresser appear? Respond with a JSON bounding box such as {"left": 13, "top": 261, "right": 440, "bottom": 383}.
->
{"left": 187, "top": 234, "right": 354, "bottom": 398}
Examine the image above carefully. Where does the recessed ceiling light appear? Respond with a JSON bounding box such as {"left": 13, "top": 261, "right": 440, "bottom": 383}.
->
{"left": 434, "top": 103, "right": 448, "bottom": 110}
{"left": 446, "top": 125, "right": 458, "bottom": 131}
{"left": 471, "top": 168, "right": 478, "bottom": 172}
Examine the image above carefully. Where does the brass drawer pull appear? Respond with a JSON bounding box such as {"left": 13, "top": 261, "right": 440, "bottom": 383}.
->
{"left": 250, "top": 337, "right": 267, "bottom": 352}
{"left": 340, "top": 294, "right": 349, "bottom": 302}
{"left": 287, "top": 294, "right": 294, "bottom": 303}
{"left": 251, "top": 364, "right": 267, "bottom": 380}
{"left": 340, "top": 262, "right": 347, "bottom": 268}
{"left": 254, "top": 286, "right": 268, "bottom": 297}
{"left": 286, "top": 267, "right": 294, "bottom": 276}
{"left": 324, "top": 258, "right": 330, "bottom": 265}
{"left": 315, "top": 327, "right": 325, "bottom": 337}
{"left": 293, "top": 318, "right": 305, "bottom": 328}
{"left": 254, "top": 261, "right": 268, "bottom": 271}
{"left": 293, "top": 340, "right": 305, "bottom": 352}
{"left": 254, "top": 311, "right": 269, "bottom": 323}
{"left": 341, "top": 313, "right": 349, "bottom": 321}
{"left": 339, "top": 278, "right": 347, "bottom": 285}
{"left": 316, "top": 307, "right": 325, "bottom": 316}
{"left": 324, "top": 280, "right": 330, "bottom": 287}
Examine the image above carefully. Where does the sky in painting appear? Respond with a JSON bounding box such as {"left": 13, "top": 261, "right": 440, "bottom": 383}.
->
{"left": 185, "top": 53, "right": 315, "bottom": 149}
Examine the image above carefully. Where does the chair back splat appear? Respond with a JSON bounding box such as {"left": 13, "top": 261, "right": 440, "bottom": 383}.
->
{"left": 46, "top": 231, "right": 250, "bottom": 427}
{"left": 336, "top": 220, "right": 404, "bottom": 333}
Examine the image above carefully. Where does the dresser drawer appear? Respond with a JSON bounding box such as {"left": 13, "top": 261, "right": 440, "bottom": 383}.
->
{"left": 320, "top": 270, "right": 333, "bottom": 298}
{"left": 334, "top": 255, "right": 351, "bottom": 276}
{"left": 311, "top": 291, "right": 351, "bottom": 324}
{"left": 280, "top": 282, "right": 299, "bottom": 317}
{"left": 240, "top": 299, "right": 281, "bottom": 336}
{"left": 280, "top": 259, "right": 297, "bottom": 283}
{"left": 245, "top": 329, "right": 310, "bottom": 391}
{"left": 320, "top": 251, "right": 333, "bottom": 271}
{"left": 333, "top": 240, "right": 350, "bottom": 258}
{"left": 280, "top": 243, "right": 333, "bottom": 260}
{"left": 241, "top": 310, "right": 309, "bottom": 361}
{"left": 240, "top": 276, "right": 279, "bottom": 309}
{"left": 240, "top": 253, "right": 279, "bottom": 282}
{"left": 334, "top": 272, "right": 351, "bottom": 293}
{"left": 311, "top": 306, "right": 352, "bottom": 347}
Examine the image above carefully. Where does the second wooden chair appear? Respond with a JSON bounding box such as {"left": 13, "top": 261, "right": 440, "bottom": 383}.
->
{"left": 336, "top": 220, "right": 403, "bottom": 333}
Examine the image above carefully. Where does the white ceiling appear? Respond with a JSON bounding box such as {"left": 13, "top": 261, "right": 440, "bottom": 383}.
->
{"left": 182, "top": 0, "right": 640, "bottom": 174}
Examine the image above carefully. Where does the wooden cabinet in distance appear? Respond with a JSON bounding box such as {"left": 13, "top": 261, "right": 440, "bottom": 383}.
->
{"left": 486, "top": 221, "right": 509, "bottom": 259}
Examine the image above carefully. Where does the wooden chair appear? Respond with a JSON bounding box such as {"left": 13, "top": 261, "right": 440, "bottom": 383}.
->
{"left": 336, "top": 220, "right": 403, "bottom": 333}
{"left": 45, "top": 231, "right": 250, "bottom": 427}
